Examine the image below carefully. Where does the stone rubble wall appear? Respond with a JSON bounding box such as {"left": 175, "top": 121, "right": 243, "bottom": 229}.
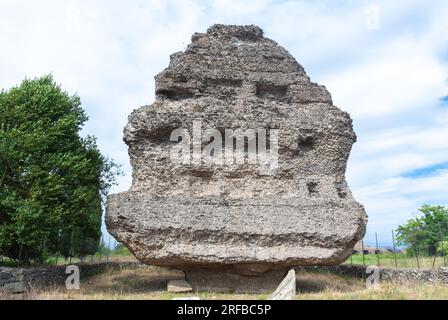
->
{"left": 1, "top": 262, "right": 446, "bottom": 294}
{"left": 0, "top": 267, "right": 25, "bottom": 293}
{"left": 0, "top": 262, "right": 144, "bottom": 293}
{"left": 295, "top": 265, "right": 448, "bottom": 284}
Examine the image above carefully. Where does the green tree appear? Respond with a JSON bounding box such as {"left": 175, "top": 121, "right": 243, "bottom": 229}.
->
{"left": 396, "top": 205, "right": 448, "bottom": 256}
{"left": 0, "top": 75, "right": 120, "bottom": 263}
{"left": 437, "top": 240, "right": 448, "bottom": 256}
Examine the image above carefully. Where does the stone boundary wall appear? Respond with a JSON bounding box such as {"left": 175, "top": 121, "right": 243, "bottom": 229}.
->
{"left": 295, "top": 265, "right": 448, "bottom": 284}
{"left": 0, "top": 267, "right": 25, "bottom": 293}
{"left": 0, "top": 261, "right": 144, "bottom": 293}
{"left": 1, "top": 262, "right": 447, "bottom": 294}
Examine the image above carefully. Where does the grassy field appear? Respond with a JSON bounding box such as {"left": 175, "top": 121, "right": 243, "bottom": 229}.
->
{"left": 345, "top": 252, "right": 447, "bottom": 269}
{"left": 1, "top": 265, "right": 447, "bottom": 300}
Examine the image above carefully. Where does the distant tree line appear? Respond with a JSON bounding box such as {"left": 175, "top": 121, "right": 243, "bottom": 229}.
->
{"left": 0, "top": 75, "right": 120, "bottom": 263}
{"left": 396, "top": 205, "right": 448, "bottom": 257}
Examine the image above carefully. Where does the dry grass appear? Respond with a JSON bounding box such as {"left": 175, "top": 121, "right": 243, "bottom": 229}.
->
{"left": 295, "top": 270, "right": 448, "bottom": 299}
{"left": 346, "top": 253, "right": 447, "bottom": 269}
{"left": 2, "top": 266, "right": 447, "bottom": 300}
{"left": 298, "top": 281, "right": 448, "bottom": 300}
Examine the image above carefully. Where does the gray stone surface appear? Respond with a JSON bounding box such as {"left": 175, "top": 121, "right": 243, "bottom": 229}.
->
{"left": 106, "top": 24, "right": 367, "bottom": 272}
{"left": 296, "top": 265, "right": 448, "bottom": 284}
{"left": 0, "top": 268, "right": 24, "bottom": 294}
{"left": 167, "top": 279, "right": 193, "bottom": 293}
{"left": 268, "top": 269, "right": 296, "bottom": 300}
{"left": 183, "top": 266, "right": 287, "bottom": 293}
{"left": 0, "top": 262, "right": 184, "bottom": 293}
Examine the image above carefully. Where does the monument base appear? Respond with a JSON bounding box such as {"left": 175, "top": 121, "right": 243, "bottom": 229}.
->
{"left": 182, "top": 266, "right": 289, "bottom": 293}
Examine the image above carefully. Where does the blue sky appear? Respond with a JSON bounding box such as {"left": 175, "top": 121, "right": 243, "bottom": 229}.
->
{"left": 1, "top": 0, "right": 447, "bottom": 246}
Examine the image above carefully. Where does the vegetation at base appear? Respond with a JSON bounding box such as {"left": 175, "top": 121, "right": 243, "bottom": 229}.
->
{"left": 345, "top": 252, "right": 447, "bottom": 269}
{"left": 345, "top": 205, "right": 448, "bottom": 269}
{"left": 438, "top": 240, "right": 448, "bottom": 256}
{"left": 109, "top": 243, "right": 131, "bottom": 256}
{"left": 396, "top": 205, "right": 448, "bottom": 257}
{"left": 0, "top": 75, "right": 121, "bottom": 264}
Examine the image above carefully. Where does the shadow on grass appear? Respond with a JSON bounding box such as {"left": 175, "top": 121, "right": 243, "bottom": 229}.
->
{"left": 79, "top": 267, "right": 365, "bottom": 296}
{"left": 296, "top": 271, "right": 364, "bottom": 294}
{"left": 81, "top": 267, "right": 183, "bottom": 294}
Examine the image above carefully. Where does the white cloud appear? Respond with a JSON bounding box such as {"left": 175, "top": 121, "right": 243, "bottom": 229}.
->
{"left": 324, "top": 51, "right": 447, "bottom": 119}
{"left": 356, "top": 170, "right": 448, "bottom": 237}
{"left": 211, "top": 0, "right": 269, "bottom": 16}
{"left": 348, "top": 124, "right": 448, "bottom": 184}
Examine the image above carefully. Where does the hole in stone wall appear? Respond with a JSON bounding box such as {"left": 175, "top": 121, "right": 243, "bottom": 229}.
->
{"left": 335, "top": 182, "right": 347, "bottom": 199}
{"left": 206, "top": 78, "right": 243, "bottom": 87}
{"left": 156, "top": 88, "right": 195, "bottom": 100}
{"left": 298, "top": 136, "right": 315, "bottom": 153}
{"left": 263, "top": 54, "right": 286, "bottom": 61}
{"left": 143, "top": 126, "right": 180, "bottom": 144}
{"left": 256, "top": 83, "right": 288, "bottom": 98}
{"left": 307, "top": 181, "right": 319, "bottom": 196}
{"left": 189, "top": 170, "right": 213, "bottom": 179}
{"left": 233, "top": 31, "right": 261, "bottom": 42}
{"left": 174, "top": 75, "right": 188, "bottom": 83}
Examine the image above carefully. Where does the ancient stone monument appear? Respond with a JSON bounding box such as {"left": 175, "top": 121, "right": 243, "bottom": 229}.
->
{"left": 268, "top": 269, "right": 296, "bottom": 300}
{"left": 106, "top": 24, "right": 367, "bottom": 291}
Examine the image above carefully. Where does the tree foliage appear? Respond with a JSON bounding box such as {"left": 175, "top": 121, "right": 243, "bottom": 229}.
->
{"left": 437, "top": 240, "right": 448, "bottom": 256}
{"left": 0, "top": 75, "right": 120, "bottom": 263}
{"left": 396, "top": 205, "right": 448, "bottom": 256}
